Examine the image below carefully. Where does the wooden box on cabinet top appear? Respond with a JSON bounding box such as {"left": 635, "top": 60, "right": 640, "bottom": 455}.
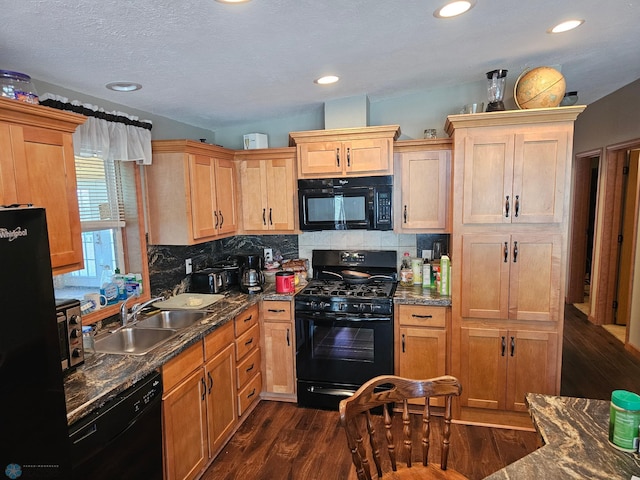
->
{"left": 146, "top": 140, "right": 238, "bottom": 245}
{"left": 0, "top": 98, "right": 86, "bottom": 274}
{"left": 289, "top": 125, "right": 400, "bottom": 178}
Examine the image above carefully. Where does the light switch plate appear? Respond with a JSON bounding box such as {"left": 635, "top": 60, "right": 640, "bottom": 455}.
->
{"left": 264, "top": 248, "right": 273, "bottom": 263}
{"left": 185, "top": 258, "right": 192, "bottom": 274}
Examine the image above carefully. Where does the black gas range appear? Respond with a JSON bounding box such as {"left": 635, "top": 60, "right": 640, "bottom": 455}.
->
{"left": 295, "top": 249, "right": 397, "bottom": 410}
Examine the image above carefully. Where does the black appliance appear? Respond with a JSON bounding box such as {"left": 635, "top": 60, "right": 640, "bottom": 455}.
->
{"left": 295, "top": 249, "right": 397, "bottom": 410}
{"left": 298, "top": 175, "right": 393, "bottom": 231}
{"left": 0, "top": 206, "right": 72, "bottom": 477}
{"left": 238, "top": 253, "right": 265, "bottom": 294}
{"left": 57, "top": 298, "right": 84, "bottom": 372}
{"left": 190, "top": 267, "right": 231, "bottom": 294}
{"left": 69, "top": 370, "right": 163, "bottom": 480}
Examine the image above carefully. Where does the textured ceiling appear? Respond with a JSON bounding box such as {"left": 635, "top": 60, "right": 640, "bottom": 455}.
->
{"left": 2, "top": 0, "right": 639, "bottom": 130}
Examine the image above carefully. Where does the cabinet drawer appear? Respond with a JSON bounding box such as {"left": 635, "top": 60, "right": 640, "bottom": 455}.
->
{"left": 234, "top": 303, "right": 259, "bottom": 337}
{"left": 237, "top": 372, "right": 262, "bottom": 416}
{"left": 204, "top": 320, "right": 234, "bottom": 360}
{"left": 262, "top": 300, "right": 291, "bottom": 321}
{"left": 235, "top": 323, "right": 259, "bottom": 361}
{"left": 398, "top": 305, "right": 446, "bottom": 328}
{"left": 163, "top": 341, "right": 204, "bottom": 392}
{"left": 237, "top": 347, "right": 261, "bottom": 389}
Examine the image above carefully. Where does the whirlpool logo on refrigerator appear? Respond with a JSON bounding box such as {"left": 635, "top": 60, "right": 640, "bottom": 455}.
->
{"left": 0, "top": 227, "right": 28, "bottom": 241}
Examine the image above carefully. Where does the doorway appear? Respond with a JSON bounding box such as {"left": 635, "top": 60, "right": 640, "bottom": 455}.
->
{"left": 568, "top": 142, "right": 640, "bottom": 347}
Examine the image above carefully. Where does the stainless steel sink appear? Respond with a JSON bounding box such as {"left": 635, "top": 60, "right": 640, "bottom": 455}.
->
{"left": 135, "top": 310, "right": 210, "bottom": 330}
{"left": 94, "top": 327, "right": 178, "bottom": 355}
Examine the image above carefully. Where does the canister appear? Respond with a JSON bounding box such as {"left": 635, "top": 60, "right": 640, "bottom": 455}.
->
{"left": 609, "top": 390, "right": 640, "bottom": 451}
{"left": 275, "top": 271, "right": 295, "bottom": 294}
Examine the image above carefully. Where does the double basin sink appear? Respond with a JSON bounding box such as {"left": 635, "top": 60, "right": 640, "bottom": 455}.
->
{"left": 93, "top": 310, "right": 211, "bottom": 355}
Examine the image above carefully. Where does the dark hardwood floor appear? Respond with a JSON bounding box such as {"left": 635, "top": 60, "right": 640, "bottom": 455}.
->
{"left": 201, "top": 305, "right": 640, "bottom": 480}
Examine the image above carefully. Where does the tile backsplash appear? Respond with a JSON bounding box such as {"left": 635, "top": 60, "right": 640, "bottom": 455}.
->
{"left": 148, "top": 232, "right": 449, "bottom": 296}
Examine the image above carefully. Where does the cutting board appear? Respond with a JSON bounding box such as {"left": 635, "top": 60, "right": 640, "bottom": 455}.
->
{"left": 153, "top": 293, "right": 224, "bottom": 310}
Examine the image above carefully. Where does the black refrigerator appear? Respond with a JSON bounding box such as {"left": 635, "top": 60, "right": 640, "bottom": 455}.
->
{"left": 0, "top": 206, "right": 71, "bottom": 479}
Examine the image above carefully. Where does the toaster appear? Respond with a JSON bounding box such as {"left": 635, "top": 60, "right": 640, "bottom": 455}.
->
{"left": 190, "top": 268, "right": 229, "bottom": 294}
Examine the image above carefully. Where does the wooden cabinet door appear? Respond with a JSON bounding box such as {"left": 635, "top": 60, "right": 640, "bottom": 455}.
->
{"left": 298, "top": 141, "right": 342, "bottom": 176}
{"left": 344, "top": 138, "right": 391, "bottom": 175}
{"left": 459, "top": 327, "right": 507, "bottom": 410}
{"left": 204, "top": 343, "right": 237, "bottom": 456}
{"left": 462, "top": 133, "right": 514, "bottom": 225}
{"left": 262, "top": 320, "right": 295, "bottom": 394}
{"left": 0, "top": 122, "right": 18, "bottom": 204}
{"left": 398, "top": 149, "right": 449, "bottom": 230}
{"left": 12, "top": 124, "right": 83, "bottom": 272}
{"left": 163, "top": 368, "right": 208, "bottom": 480}
{"left": 189, "top": 153, "right": 218, "bottom": 239}
{"left": 505, "top": 330, "right": 558, "bottom": 412}
{"left": 398, "top": 326, "right": 446, "bottom": 379}
{"left": 512, "top": 130, "right": 568, "bottom": 224}
{"left": 461, "top": 234, "right": 511, "bottom": 320}
{"left": 265, "top": 158, "right": 296, "bottom": 231}
{"left": 214, "top": 157, "right": 238, "bottom": 235}
{"left": 239, "top": 160, "right": 268, "bottom": 231}
{"left": 508, "top": 233, "right": 562, "bottom": 322}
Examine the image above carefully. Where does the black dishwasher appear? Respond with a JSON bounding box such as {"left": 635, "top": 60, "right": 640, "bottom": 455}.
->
{"left": 68, "top": 370, "right": 163, "bottom": 480}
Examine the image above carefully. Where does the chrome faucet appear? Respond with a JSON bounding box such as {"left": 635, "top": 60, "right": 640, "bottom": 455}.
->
{"left": 120, "top": 296, "right": 164, "bottom": 326}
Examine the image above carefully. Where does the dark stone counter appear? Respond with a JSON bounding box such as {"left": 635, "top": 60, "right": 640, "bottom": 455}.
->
{"left": 485, "top": 393, "right": 640, "bottom": 479}
{"left": 64, "top": 286, "right": 292, "bottom": 425}
{"left": 393, "top": 284, "right": 451, "bottom": 306}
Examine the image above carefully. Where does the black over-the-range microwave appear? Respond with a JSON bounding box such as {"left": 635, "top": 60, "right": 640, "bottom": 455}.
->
{"left": 297, "top": 175, "right": 393, "bottom": 231}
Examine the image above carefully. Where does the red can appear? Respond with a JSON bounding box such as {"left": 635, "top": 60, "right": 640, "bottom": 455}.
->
{"left": 275, "top": 271, "right": 295, "bottom": 293}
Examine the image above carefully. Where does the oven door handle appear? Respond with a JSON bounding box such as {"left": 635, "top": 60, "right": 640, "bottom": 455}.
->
{"left": 307, "top": 385, "right": 357, "bottom": 398}
{"left": 295, "top": 312, "right": 392, "bottom": 323}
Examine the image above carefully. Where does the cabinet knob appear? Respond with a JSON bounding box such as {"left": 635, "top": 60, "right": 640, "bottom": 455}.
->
{"left": 501, "top": 336, "right": 506, "bottom": 356}
{"left": 403, "top": 205, "right": 407, "bottom": 223}
{"left": 214, "top": 210, "right": 219, "bottom": 228}
{"left": 262, "top": 208, "right": 266, "bottom": 225}
{"left": 336, "top": 148, "right": 340, "bottom": 167}
{"left": 513, "top": 241, "right": 518, "bottom": 263}
{"left": 503, "top": 242, "right": 509, "bottom": 263}
{"left": 514, "top": 195, "right": 520, "bottom": 218}
{"left": 402, "top": 334, "right": 406, "bottom": 353}
{"left": 219, "top": 210, "right": 224, "bottom": 228}
{"left": 347, "top": 147, "right": 351, "bottom": 167}
{"left": 286, "top": 328, "right": 290, "bottom": 347}
{"left": 505, "top": 196, "right": 510, "bottom": 218}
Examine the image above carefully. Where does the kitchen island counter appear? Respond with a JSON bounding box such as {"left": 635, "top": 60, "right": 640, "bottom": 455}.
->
{"left": 486, "top": 393, "right": 640, "bottom": 479}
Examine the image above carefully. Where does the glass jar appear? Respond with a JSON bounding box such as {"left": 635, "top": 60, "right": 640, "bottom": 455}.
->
{"left": 0, "top": 70, "right": 39, "bottom": 104}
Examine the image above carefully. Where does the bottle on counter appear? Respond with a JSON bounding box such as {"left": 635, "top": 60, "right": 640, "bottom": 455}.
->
{"left": 400, "top": 252, "right": 413, "bottom": 286}
{"left": 440, "top": 255, "right": 450, "bottom": 296}
{"left": 422, "top": 258, "right": 431, "bottom": 289}
{"left": 411, "top": 257, "right": 423, "bottom": 285}
{"left": 100, "top": 265, "right": 119, "bottom": 305}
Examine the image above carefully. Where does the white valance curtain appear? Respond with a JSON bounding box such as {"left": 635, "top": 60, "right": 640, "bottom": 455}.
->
{"left": 40, "top": 93, "right": 153, "bottom": 165}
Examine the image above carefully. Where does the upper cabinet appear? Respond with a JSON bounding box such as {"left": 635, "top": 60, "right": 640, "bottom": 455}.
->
{"left": 146, "top": 140, "right": 238, "bottom": 245}
{"left": 235, "top": 147, "right": 298, "bottom": 233}
{"left": 445, "top": 109, "right": 583, "bottom": 226}
{"left": 0, "top": 98, "right": 86, "bottom": 274}
{"left": 289, "top": 125, "right": 400, "bottom": 178}
{"left": 394, "top": 139, "right": 451, "bottom": 232}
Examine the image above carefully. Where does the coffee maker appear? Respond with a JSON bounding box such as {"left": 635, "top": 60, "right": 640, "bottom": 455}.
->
{"left": 238, "top": 253, "right": 265, "bottom": 293}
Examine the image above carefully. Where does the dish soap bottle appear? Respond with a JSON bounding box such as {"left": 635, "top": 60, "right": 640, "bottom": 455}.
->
{"left": 400, "top": 252, "right": 413, "bottom": 286}
{"left": 100, "top": 265, "right": 119, "bottom": 305}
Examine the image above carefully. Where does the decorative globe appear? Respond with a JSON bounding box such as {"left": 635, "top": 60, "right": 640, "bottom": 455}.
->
{"left": 515, "top": 66, "right": 566, "bottom": 109}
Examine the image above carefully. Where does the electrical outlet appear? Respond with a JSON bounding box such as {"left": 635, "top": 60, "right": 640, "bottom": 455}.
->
{"left": 422, "top": 249, "right": 432, "bottom": 260}
{"left": 264, "top": 248, "right": 273, "bottom": 263}
{"left": 185, "top": 258, "right": 192, "bottom": 275}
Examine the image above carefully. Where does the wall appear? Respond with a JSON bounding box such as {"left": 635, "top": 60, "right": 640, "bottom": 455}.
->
{"left": 572, "top": 77, "right": 640, "bottom": 350}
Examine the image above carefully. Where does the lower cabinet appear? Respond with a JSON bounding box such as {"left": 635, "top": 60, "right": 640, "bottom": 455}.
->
{"left": 459, "top": 326, "right": 558, "bottom": 413}
{"left": 261, "top": 299, "right": 296, "bottom": 401}
{"left": 395, "top": 304, "right": 448, "bottom": 406}
{"left": 233, "top": 303, "right": 262, "bottom": 416}
{"left": 162, "top": 318, "right": 240, "bottom": 480}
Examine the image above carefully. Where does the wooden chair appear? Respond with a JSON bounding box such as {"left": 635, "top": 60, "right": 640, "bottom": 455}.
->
{"left": 339, "top": 375, "right": 466, "bottom": 480}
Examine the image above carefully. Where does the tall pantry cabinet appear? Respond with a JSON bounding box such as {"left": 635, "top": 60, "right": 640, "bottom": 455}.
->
{"left": 445, "top": 106, "right": 585, "bottom": 428}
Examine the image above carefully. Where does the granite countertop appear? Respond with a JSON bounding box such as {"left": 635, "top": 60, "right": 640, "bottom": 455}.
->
{"left": 64, "top": 281, "right": 444, "bottom": 426}
{"left": 64, "top": 284, "right": 295, "bottom": 425}
{"left": 393, "top": 284, "right": 451, "bottom": 306}
{"left": 485, "top": 393, "right": 640, "bottom": 479}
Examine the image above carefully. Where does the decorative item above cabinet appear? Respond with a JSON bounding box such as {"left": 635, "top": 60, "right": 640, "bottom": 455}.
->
{"left": 289, "top": 125, "right": 400, "bottom": 179}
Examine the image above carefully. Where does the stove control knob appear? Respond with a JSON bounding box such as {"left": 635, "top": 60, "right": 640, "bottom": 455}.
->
{"left": 69, "top": 314, "right": 80, "bottom": 325}
{"left": 321, "top": 302, "right": 331, "bottom": 309}
{"left": 339, "top": 303, "right": 346, "bottom": 311}
{"left": 358, "top": 303, "right": 367, "bottom": 312}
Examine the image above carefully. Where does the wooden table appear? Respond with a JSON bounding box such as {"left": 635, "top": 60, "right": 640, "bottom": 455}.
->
{"left": 485, "top": 393, "right": 640, "bottom": 479}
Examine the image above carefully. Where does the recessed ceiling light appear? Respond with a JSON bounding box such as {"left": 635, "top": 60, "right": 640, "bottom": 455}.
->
{"left": 549, "top": 19, "right": 584, "bottom": 33}
{"left": 434, "top": 1, "right": 475, "bottom": 18}
{"left": 314, "top": 75, "right": 339, "bottom": 85}
{"left": 106, "top": 82, "right": 142, "bottom": 92}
